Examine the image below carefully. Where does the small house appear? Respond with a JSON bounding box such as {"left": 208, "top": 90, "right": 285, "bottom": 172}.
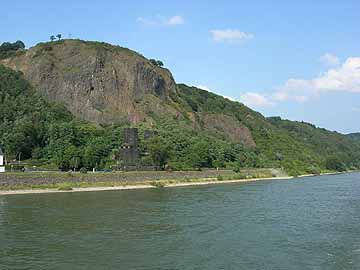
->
{"left": 0, "top": 148, "right": 4, "bottom": 173}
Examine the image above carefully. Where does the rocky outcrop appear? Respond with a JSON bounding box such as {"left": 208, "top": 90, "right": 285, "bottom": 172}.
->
{"left": 1, "top": 39, "right": 257, "bottom": 148}
{"left": 1, "top": 40, "right": 178, "bottom": 125}
{"left": 199, "top": 113, "right": 256, "bottom": 147}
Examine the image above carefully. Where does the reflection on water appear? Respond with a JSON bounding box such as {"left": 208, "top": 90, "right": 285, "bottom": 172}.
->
{"left": 0, "top": 173, "right": 359, "bottom": 269}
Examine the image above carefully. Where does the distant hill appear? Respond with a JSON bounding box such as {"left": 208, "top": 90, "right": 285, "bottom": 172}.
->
{"left": 1, "top": 39, "right": 359, "bottom": 173}
{"left": 347, "top": 133, "right": 360, "bottom": 141}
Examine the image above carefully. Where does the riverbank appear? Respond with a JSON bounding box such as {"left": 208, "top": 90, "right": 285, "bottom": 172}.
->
{"left": 0, "top": 169, "right": 352, "bottom": 196}
{"left": 0, "top": 168, "right": 282, "bottom": 192}
{"left": 0, "top": 175, "right": 293, "bottom": 196}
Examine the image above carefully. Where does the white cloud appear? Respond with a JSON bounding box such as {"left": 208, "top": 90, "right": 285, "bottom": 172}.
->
{"left": 313, "top": 57, "right": 360, "bottom": 92}
{"left": 319, "top": 53, "right": 340, "bottom": 66}
{"left": 239, "top": 92, "right": 273, "bottom": 107}
{"left": 271, "top": 57, "right": 360, "bottom": 103}
{"left": 137, "top": 15, "right": 184, "bottom": 27}
{"left": 211, "top": 29, "right": 254, "bottom": 43}
{"left": 137, "top": 17, "right": 156, "bottom": 26}
{"left": 272, "top": 79, "right": 312, "bottom": 103}
{"left": 166, "top": 15, "right": 184, "bottom": 26}
{"left": 197, "top": 56, "right": 360, "bottom": 109}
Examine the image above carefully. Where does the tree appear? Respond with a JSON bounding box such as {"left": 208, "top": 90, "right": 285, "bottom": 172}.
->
{"left": 14, "top": 40, "right": 25, "bottom": 49}
{"left": 50, "top": 35, "right": 56, "bottom": 42}
{"left": 0, "top": 40, "right": 26, "bottom": 59}
{"left": 326, "top": 157, "right": 347, "bottom": 172}
{"left": 146, "top": 137, "right": 171, "bottom": 170}
{"left": 149, "top": 58, "right": 164, "bottom": 67}
{"left": 149, "top": 59, "right": 157, "bottom": 66}
{"left": 188, "top": 140, "right": 211, "bottom": 168}
{"left": 56, "top": 34, "right": 62, "bottom": 40}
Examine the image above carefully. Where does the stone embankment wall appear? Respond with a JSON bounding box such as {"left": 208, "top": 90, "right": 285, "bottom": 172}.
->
{"left": 0, "top": 169, "right": 239, "bottom": 188}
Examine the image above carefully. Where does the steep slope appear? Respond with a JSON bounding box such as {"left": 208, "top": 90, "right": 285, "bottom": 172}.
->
{"left": 0, "top": 65, "right": 73, "bottom": 159}
{"left": 1, "top": 40, "right": 178, "bottom": 125}
{"left": 0, "top": 40, "right": 258, "bottom": 148}
{"left": 1, "top": 39, "right": 359, "bottom": 172}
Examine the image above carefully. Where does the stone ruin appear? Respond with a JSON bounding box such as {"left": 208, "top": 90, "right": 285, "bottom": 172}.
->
{"left": 119, "top": 128, "right": 157, "bottom": 171}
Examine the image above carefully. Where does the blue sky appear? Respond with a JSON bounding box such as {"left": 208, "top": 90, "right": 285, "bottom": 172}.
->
{"left": 1, "top": 0, "right": 359, "bottom": 133}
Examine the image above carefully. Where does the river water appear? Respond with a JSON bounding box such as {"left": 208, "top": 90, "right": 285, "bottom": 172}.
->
{"left": 0, "top": 173, "right": 359, "bottom": 269}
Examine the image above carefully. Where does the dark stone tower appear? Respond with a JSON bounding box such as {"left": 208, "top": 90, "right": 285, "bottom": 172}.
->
{"left": 120, "top": 128, "right": 140, "bottom": 170}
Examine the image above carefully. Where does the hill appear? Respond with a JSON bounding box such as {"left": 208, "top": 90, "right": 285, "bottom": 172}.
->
{"left": 0, "top": 39, "right": 359, "bottom": 174}
{"left": 347, "top": 133, "right": 360, "bottom": 142}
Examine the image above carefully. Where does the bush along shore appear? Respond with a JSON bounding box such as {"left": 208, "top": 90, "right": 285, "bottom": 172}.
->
{"left": 0, "top": 168, "right": 352, "bottom": 195}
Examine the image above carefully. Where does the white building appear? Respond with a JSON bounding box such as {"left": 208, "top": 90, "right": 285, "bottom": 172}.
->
{"left": 0, "top": 148, "right": 5, "bottom": 173}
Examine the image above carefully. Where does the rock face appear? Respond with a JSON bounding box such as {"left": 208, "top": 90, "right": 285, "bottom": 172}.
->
{"left": 1, "top": 39, "right": 257, "bottom": 148}
{"left": 199, "top": 113, "right": 256, "bottom": 147}
{"left": 1, "top": 40, "right": 177, "bottom": 124}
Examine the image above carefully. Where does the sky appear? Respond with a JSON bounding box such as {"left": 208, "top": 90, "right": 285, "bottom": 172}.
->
{"left": 1, "top": 0, "right": 360, "bottom": 133}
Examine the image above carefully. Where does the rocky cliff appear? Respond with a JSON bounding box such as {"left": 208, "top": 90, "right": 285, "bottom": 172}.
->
{"left": 1, "top": 40, "right": 178, "bottom": 125}
{"left": 0, "top": 39, "right": 257, "bottom": 147}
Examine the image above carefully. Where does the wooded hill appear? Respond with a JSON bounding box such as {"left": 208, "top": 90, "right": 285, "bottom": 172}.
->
{"left": 0, "top": 40, "right": 359, "bottom": 174}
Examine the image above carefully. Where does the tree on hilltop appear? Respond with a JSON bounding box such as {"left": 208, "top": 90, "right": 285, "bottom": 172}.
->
{"left": 149, "top": 58, "right": 164, "bottom": 67}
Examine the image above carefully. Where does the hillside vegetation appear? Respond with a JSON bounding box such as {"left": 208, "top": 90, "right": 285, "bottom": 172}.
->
{"left": 0, "top": 40, "right": 359, "bottom": 174}
{"left": 347, "top": 133, "right": 360, "bottom": 142}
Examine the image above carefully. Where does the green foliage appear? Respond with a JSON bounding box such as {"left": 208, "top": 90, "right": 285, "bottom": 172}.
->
{"left": 150, "top": 181, "right": 166, "bottom": 188}
{"left": 217, "top": 175, "right": 224, "bottom": 181}
{"left": 0, "top": 41, "right": 25, "bottom": 59}
{"left": 58, "top": 185, "right": 73, "bottom": 191}
{"left": 347, "top": 133, "right": 360, "bottom": 142}
{"left": 325, "top": 157, "right": 347, "bottom": 172}
{"left": 0, "top": 65, "right": 118, "bottom": 171}
{"left": 176, "top": 84, "right": 360, "bottom": 173}
{"left": 307, "top": 166, "right": 321, "bottom": 175}
{"left": 145, "top": 136, "right": 171, "bottom": 170}
{"left": 233, "top": 163, "right": 241, "bottom": 173}
{"left": 79, "top": 167, "right": 87, "bottom": 174}
{"left": 1, "top": 44, "right": 360, "bottom": 174}
{"left": 0, "top": 65, "right": 72, "bottom": 160}
{"left": 149, "top": 59, "right": 164, "bottom": 67}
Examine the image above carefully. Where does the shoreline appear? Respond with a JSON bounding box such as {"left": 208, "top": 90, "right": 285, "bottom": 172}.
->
{"left": 0, "top": 170, "right": 354, "bottom": 196}
{"left": 0, "top": 176, "right": 292, "bottom": 196}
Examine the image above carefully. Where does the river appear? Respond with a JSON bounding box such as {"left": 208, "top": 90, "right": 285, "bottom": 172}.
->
{"left": 0, "top": 173, "right": 359, "bottom": 269}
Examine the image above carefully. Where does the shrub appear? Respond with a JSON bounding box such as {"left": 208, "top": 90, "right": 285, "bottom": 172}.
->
{"left": 150, "top": 181, "right": 166, "bottom": 188}
{"left": 217, "top": 175, "right": 224, "bottom": 181}
{"left": 307, "top": 166, "right": 321, "bottom": 175}
{"left": 58, "top": 186, "right": 73, "bottom": 191}
{"left": 288, "top": 169, "right": 300, "bottom": 178}
{"left": 80, "top": 167, "right": 87, "bottom": 174}
{"left": 233, "top": 164, "right": 241, "bottom": 173}
{"left": 325, "top": 157, "right": 347, "bottom": 172}
{"left": 184, "top": 176, "right": 191, "bottom": 182}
